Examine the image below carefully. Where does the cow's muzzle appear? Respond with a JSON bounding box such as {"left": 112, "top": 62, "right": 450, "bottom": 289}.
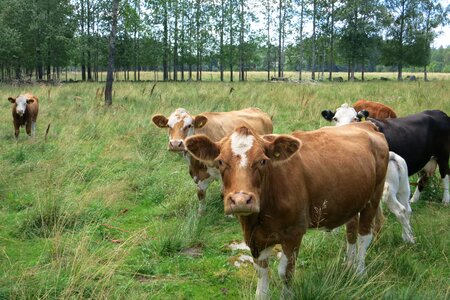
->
{"left": 225, "top": 192, "right": 259, "bottom": 216}
{"left": 17, "top": 110, "right": 25, "bottom": 116}
{"left": 168, "top": 140, "right": 185, "bottom": 152}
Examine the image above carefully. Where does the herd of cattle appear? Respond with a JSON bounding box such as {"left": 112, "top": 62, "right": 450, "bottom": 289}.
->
{"left": 7, "top": 93, "right": 450, "bottom": 298}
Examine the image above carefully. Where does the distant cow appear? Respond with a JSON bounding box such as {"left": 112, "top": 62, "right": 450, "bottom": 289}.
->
{"left": 322, "top": 106, "right": 450, "bottom": 204}
{"left": 8, "top": 93, "right": 39, "bottom": 139}
{"left": 152, "top": 108, "right": 273, "bottom": 212}
{"left": 322, "top": 101, "right": 396, "bottom": 126}
{"left": 185, "top": 123, "right": 389, "bottom": 297}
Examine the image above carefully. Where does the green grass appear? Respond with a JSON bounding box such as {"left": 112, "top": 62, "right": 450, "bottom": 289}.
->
{"left": 0, "top": 78, "right": 449, "bottom": 299}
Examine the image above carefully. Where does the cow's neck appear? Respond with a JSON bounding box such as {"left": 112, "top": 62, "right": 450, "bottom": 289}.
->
{"left": 238, "top": 167, "right": 278, "bottom": 257}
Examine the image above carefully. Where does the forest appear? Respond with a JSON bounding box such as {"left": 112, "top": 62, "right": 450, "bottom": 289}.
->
{"left": 0, "top": 0, "right": 449, "bottom": 83}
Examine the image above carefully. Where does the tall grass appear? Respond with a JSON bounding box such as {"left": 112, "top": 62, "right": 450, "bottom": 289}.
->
{"left": 0, "top": 79, "right": 449, "bottom": 299}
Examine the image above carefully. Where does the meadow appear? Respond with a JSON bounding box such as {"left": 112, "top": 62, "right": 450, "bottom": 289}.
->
{"left": 0, "top": 77, "right": 449, "bottom": 299}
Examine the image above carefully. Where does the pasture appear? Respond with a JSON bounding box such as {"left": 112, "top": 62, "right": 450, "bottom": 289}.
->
{"left": 0, "top": 78, "right": 449, "bottom": 299}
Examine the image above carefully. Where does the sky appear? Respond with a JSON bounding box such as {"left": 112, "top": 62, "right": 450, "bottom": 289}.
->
{"left": 433, "top": 0, "right": 450, "bottom": 48}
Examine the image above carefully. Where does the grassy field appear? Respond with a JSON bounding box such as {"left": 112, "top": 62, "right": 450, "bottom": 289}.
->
{"left": 43, "top": 70, "right": 450, "bottom": 82}
{"left": 0, "top": 79, "right": 449, "bottom": 299}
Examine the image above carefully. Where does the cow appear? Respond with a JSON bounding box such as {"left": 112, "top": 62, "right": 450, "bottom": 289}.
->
{"left": 8, "top": 93, "right": 39, "bottom": 139}
{"left": 322, "top": 106, "right": 450, "bottom": 205}
{"left": 185, "top": 123, "right": 389, "bottom": 298}
{"left": 152, "top": 108, "right": 273, "bottom": 212}
{"left": 321, "top": 103, "right": 414, "bottom": 243}
{"left": 321, "top": 101, "right": 396, "bottom": 126}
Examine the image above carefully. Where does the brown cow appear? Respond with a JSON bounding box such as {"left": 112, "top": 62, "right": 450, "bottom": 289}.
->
{"left": 321, "top": 100, "right": 397, "bottom": 126}
{"left": 8, "top": 93, "right": 39, "bottom": 139}
{"left": 353, "top": 99, "right": 397, "bottom": 119}
{"left": 152, "top": 108, "right": 273, "bottom": 212}
{"left": 185, "top": 123, "right": 389, "bottom": 298}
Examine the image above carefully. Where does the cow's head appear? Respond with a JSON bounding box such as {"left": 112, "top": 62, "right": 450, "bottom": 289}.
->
{"left": 185, "top": 126, "right": 300, "bottom": 216}
{"left": 321, "top": 103, "right": 369, "bottom": 126}
{"left": 152, "top": 108, "right": 208, "bottom": 152}
{"left": 8, "top": 95, "right": 34, "bottom": 117}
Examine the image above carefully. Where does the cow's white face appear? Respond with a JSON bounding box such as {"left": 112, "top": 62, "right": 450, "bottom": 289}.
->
{"left": 332, "top": 104, "right": 359, "bottom": 126}
{"left": 14, "top": 95, "right": 28, "bottom": 116}
{"left": 152, "top": 108, "right": 208, "bottom": 152}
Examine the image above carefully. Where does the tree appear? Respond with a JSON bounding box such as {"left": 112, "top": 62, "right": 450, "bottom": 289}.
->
{"left": 105, "top": 0, "right": 119, "bottom": 105}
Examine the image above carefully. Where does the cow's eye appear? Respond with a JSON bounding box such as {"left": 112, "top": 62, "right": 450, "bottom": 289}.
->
{"left": 217, "top": 160, "right": 224, "bottom": 166}
{"left": 258, "top": 159, "right": 268, "bottom": 167}
{"left": 332, "top": 117, "right": 338, "bottom": 122}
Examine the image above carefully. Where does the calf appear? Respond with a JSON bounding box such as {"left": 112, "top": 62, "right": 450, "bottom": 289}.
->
{"left": 382, "top": 152, "right": 414, "bottom": 243}
{"left": 322, "top": 106, "right": 450, "bottom": 204}
{"left": 152, "top": 108, "right": 273, "bottom": 212}
{"left": 185, "top": 123, "right": 388, "bottom": 298}
{"left": 8, "top": 93, "right": 39, "bottom": 139}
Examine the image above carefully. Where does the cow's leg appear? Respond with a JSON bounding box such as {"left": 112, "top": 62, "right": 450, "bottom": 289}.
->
{"left": 254, "top": 247, "right": 273, "bottom": 300}
{"left": 25, "top": 121, "right": 32, "bottom": 137}
{"left": 279, "top": 235, "right": 303, "bottom": 298}
{"left": 31, "top": 121, "right": 36, "bottom": 137}
{"left": 356, "top": 181, "right": 384, "bottom": 275}
{"left": 385, "top": 188, "right": 415, "bottom": 243}
{"left": 345, "top": 215, "right": 359, "bottom": 269}
{"left": 410, "top": 172, "right": 427, "bottom": 203}
{"left": 196, "top": 178, "right": 212, "bottom": 214}
{"left": 436, "top": 153, "right": 449, "bottom": 204}
{"left": 411, "top": 159, "right": 438, "bottom": 203}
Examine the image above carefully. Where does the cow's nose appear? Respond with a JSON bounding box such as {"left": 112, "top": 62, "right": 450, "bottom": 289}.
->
{"left": 168, "top": 140, "right": 184, "bottom": 151}
{"left": 229, "top": 192, "right": 253, "bottom": 207}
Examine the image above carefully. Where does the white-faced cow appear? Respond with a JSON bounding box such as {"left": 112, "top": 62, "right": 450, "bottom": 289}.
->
{"left": 8, "top": 93, "right": 39, "bottom": 139}
{"left": 321, "top": 101, "right": 397, "bottom": 127}
{"left": 322, "top": 103, "right": 414, "bottom": 243}
{"left": 152, "top": 108, "right": 273, "bottom": 212}
{"left": 322, "top": 106, "right": 450, "bottom": 205}
{"left": 185, "top": 123, "right": 389, "bottom": 298}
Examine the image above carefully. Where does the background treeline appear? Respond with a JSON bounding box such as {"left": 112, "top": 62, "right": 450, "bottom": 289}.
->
{"left": 0, "top": 0, "right": 449, "bottom": 83}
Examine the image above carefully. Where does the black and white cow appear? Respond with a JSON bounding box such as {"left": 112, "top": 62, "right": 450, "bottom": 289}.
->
{"left": 323, "top": 108, "right": 450, "bottom": 205}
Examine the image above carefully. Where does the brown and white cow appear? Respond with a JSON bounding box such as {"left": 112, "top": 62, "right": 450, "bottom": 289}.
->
{"left": 185, "top": 123, "right": 389, "bottom": 298}
{"left": 8, "top": 93, "right": 39, "bottom": 139}
{"left": 322, "top": 100, "right": 397, "bottom": 126}
{"left": 152, "top": 108, "right": 273, "bottom": 211}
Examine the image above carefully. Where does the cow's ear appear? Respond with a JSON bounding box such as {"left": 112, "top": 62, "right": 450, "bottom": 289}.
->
{"left": 193, "top": 115, "right": 208, "bottom": 129}
{"left": 185, "top": 134, "right": 220, "bottom": 163}
{"left": 357, "top": 110, "right": 369, "bottom": 121}
{"left": 152, "top": 114, "right": 169, "bottom": 128}
{"left": 266, "top": 135, "right": 301, "bottom": 161}
{"left": 26, "top": 98, "right": 35, "bottom": 104}
{"left": 8, "top": 97, "right": 15, "bottom": 103}
{"left": 321, "top": 110, "right": 335, "bottom": 121}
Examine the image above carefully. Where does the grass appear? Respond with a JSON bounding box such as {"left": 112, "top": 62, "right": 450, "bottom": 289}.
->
{"left": 0, "top": 77, "right": 449, "bottom": 299}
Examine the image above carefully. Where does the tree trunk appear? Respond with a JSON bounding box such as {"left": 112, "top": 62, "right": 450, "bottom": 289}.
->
{"left": 277, "top": 0, "right": 283, "bottom": 77}
{"left": 239, "top": 0, "right": 244, "bottom": 81}
{"left": 220, "top": 0, "right": 225, "bottom": 81}
{"left": 298, "top": 0, "right": 304, "bottom": 81}
{"left": 163, "top": 1, "right": 169, "bottom": 81}
{"left": 173, "top": 0, "right": 179, "bottom": 81}
{"left": 311, "top": 0, "right": 316, "bottom": 80}
{"left": 328, "top": 0, "right": 334, "bottom": 81}
{"left": 229, "top": 0, "right": 234, "bottom": 82}
{"left": 105, "top": 0, "right": 119, "bottom": 106}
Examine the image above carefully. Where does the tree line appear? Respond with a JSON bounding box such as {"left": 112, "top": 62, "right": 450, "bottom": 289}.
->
{"left": 0, "top": 0, "right": 448, "bottom": 83}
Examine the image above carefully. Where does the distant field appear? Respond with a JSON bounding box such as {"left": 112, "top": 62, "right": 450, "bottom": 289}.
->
{"left": 0, "top": 80, "right": 449, "bottom": 299}
{"left": 52, "top": 70, "right": 450, "bottom": 82}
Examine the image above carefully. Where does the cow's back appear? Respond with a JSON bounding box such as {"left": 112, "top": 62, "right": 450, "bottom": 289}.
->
{"left": 370, "top": 110, "right": 450, "bottom": 175}
{"left": 196, "top": 108, "right": 272, "bottom": 141}
{"left": 354, "top": 100, "right": 397, "bottom": 119}
{"left": 267, "top": 122, "right": 388, "bottom": 230}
